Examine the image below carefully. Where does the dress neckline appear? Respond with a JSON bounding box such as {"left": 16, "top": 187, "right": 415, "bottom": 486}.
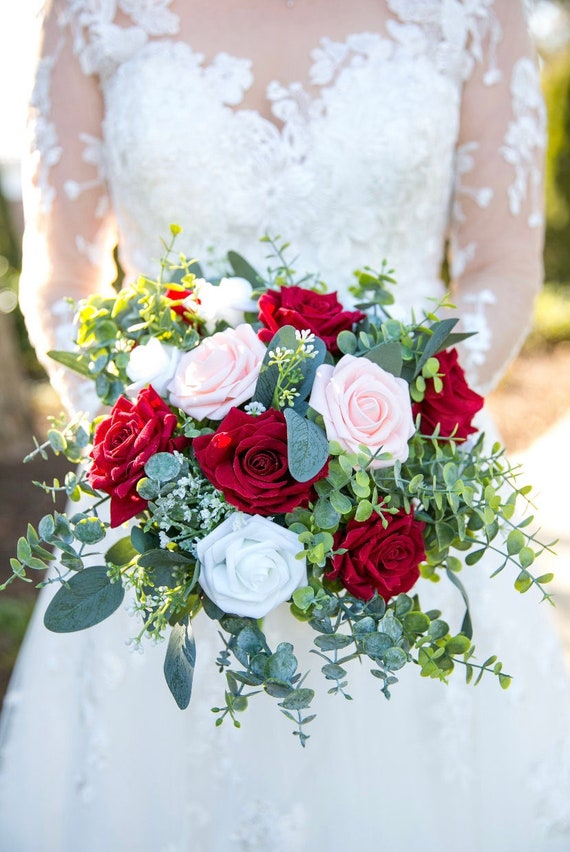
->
{"left": 132, "top": 31, "right": 396, "bottom": 132}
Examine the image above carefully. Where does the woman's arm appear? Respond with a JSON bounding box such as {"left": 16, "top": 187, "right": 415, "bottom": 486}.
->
{"left": 19, "top": 0, "right": 118, "bottom": 416}
{"left": 449, "top": 0, "right": 546, "bottom": 394}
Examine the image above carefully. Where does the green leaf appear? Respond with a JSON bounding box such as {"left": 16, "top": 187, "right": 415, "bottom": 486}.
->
{"left": 284, "top": 408, "right": 329, "bottom": 482}
{"left": 465, "top": 548, "right": 486, "bottom": 566}
{"left": 313, "top": 498, "right": 340, "bottom": 530}
{"left": 403, "top": 611, "right": 430, "bottom": 634}
{"left": 354, "top": 499, "right": 374, "bottom": 522}
{"left": 144, "top": 452, "right": 182, "bottom": 483}
{"left": 383, "top": 646, "right": 408, "bottom": 670}
{"left": 360, "top": 632, "right": 393, "bottom": 657}
{"left": 47, "top": 350, "right": 92, "bottom": 378}
{"left": 74, "top": 517, "right": 107, "bottom": 544}
{"left": 105, "top": 537, "right": 138, "bottom": 566}
{"left": 254, "top": 325, "right": 326, "bottom": 410}
{"left": 329, "top": 491, "right": 353, "bottom": 515}
{"left": 507, "top": 529, "right": 525, "bottom": 555}
{"left": 227, "top": 250, "right": 263, "bottom": 286}
{"left": 445, "top": 568, "right": 473, "bottom": 640}
{"left": 515, "top": 571, "right": 533, "bottom": 593}
{"left": 47, "top": 429, "right": 67, "bottom": 453}
{"left": 445, "top": 634, "right": 471, "bottom": 655}
{"left": 321, "top": 663, "right": 347, "bottom": 680}
{"left": 336, "top": 330, "right": 357, "bottom": 355}
{"left": 138, "top": 548, "right": 194, "bottom": 569}
{"left": 414, "top": 319, "right": 458, "bottom": 377}
{"left": 44, "top": 566, "right": 124, "bottom": 632}
{"left": 265, "top": 644, "right": 297, "bottom": 681}
{"left": 314, "top": 634, "right": 353, "bottom": 651}
{"left": 38, "top": 515, "right": 56, "bottom": 540}
{"left": 16, "top": 537, "right": 33, "bottom": 564}
{"left": 292, "top": 586, "right": 315, "bottom": 611}
{"left": 427, "top": 619, "right": 449, "bottom": 641}
{"left": 131, "top": 526, "right": 159, "bottom": 554}
{"left": 163, "top": 617, "right": 196, "bottom": 709}
{"left": 279, "top": 688, "right": 315, "bottom": 711}
{"left": 363, "top": 341, "right": 403, "bottom": 377}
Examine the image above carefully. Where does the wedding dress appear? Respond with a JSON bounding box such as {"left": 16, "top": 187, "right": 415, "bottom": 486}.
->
{"left": 1, "top": 2, "right": 569, "bottom": 850}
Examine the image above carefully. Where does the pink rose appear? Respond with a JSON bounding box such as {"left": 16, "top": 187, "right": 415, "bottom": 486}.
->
{"left": 309, "top": 354, "right": 414, "bottom": 468}
{"left": 168, "top": 324, "right": 266, "bottom": 421}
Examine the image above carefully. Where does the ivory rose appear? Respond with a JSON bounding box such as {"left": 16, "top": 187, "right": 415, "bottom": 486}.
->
{"left": 168, "top": 324, "right": 266, "bottom": 420}
{"left": 197, "top": 513, "right": 308, "bottom": 618}
{"left": 125, "top": 337, "right": 181, "bottom": 398}
{"left": 309, "top": 354, "right": 414, "bottom": 468}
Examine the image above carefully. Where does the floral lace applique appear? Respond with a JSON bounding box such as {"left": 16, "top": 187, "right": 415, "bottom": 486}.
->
{"left": 501, "top": 57, "right": 547, "bottom": 227}
{"left": 28, "top": 41, "right": 65, "bottom": 214}
{"left": 66, "top": 0, "right": 179, "bottom": 78}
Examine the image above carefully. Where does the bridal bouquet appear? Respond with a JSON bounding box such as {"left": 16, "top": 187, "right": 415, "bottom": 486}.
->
{"left": 6, "top": 230, "right": 552, "bottom": 744}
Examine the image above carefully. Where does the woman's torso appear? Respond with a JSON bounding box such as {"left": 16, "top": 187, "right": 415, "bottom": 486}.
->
{"left": 66, "top": 0, "right": 487, "bottom": 310}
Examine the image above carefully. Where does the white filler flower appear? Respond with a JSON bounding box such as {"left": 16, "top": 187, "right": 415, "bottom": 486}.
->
{"left": 197, "top": 513, "right": 307, "bottom": 618}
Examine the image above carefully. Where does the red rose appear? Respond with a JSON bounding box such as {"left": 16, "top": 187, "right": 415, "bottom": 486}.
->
{"left": 413, "top": 348, "right": 484, "bottom": 439}
{"left": 258, "top": 286, "right": 366, "bottom": 353}
{"left": 166, "top": 286, "right": 198, "bottom": 323}
{"left": 89, "top": 386, "right": 188, "bottom": 527}
{"left": 328, "top": 509, "right": 425, "bottom": 601}
{"left": 193, "top": 407, "right": 327, "bottom": 514}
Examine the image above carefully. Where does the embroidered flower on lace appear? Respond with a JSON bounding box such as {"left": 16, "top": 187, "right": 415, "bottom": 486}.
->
{"left": 67, "top": 0, "right": 180, "bottom": 77}
{"left": 203, "top": 52, "right": 253, "bottom": 107}
{"left": 28, "top": 48, "right": 64, "bottom": 214}
{"left": 119, "top": 0, "right": 179, "bottom": 37}
{"left": 501, "top": 58, "right": 547, "bottom": 227}
{"left": 388, "top": 0, "right": 502, "bottom": 83}
{"left": 459, "top": 289, "right": 497, "bottom": 370}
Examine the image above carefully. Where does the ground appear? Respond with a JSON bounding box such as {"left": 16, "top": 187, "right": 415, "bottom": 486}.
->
{"left": 1, "top": 346, "right": 569, "bottom": 705}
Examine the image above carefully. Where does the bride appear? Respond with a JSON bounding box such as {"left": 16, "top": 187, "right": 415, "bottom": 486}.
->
{"left": 1, "top": 1, "right": 569, "bottom": 850}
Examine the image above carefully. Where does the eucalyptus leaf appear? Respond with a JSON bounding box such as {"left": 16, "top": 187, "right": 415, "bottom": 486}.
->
{"left": 313, "top": 498, "right": 340, "bottom": 530}
{"left": 44, "top": 566, "right": 124, "bottom": 632}
{"left": 145, "top": 452, "right": 182, "bottom": 483}
{"left": 284, "top": 408, "right": 329, "bottom": 482}
{"left": 164, "top": 617, "right": 196, "bottom": 709}
{"left": 279, "top": 688, "right": 315, "bottom": 710}
{"left": 74, "top": 517, "right": 107, "bottom": 545}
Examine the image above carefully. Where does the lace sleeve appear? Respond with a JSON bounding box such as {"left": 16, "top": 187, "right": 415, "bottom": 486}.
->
{"left": 448, "top": 0, "right": 546, "bottom": 394}
{"left": 18, "top": 1, "right": 118, "bottom": 417}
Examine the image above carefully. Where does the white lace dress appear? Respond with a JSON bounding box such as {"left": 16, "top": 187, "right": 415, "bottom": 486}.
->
{"left": 1, "top": 2, "right": 569, "bottom": 850}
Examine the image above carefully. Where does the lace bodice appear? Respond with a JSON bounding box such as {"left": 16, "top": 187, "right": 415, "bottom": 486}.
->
{"left": 19, "top": 0, "right": 546, "bottom": 414}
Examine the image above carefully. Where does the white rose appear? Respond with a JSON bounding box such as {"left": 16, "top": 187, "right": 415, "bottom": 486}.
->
{"left": 126, "top": 337, "right": 181, "bottom": 398}
{"left": 197, "top": 513, "right": 307, "bottom": 618}
{"left": 195, "top": 277, "right": 258, "bottom": 331}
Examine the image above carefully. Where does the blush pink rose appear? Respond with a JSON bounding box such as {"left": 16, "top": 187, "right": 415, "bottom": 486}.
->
{"left": 309, "top": 354, "right": 414, "bottom": 468}
{"left": 168, "top": 324, "right": 266, "bottom": 421}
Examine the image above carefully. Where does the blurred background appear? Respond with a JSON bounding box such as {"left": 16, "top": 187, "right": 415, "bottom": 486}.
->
{"left": 0, "top": 1, "right": 570, "bottom": 703}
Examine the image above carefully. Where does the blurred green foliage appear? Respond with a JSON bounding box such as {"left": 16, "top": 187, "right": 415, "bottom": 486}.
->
{"left": 0, "top": 172, "right": 44, "bottom": 378}
{"left": 543, "top": 48, "right": 570, "bottom": 286}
